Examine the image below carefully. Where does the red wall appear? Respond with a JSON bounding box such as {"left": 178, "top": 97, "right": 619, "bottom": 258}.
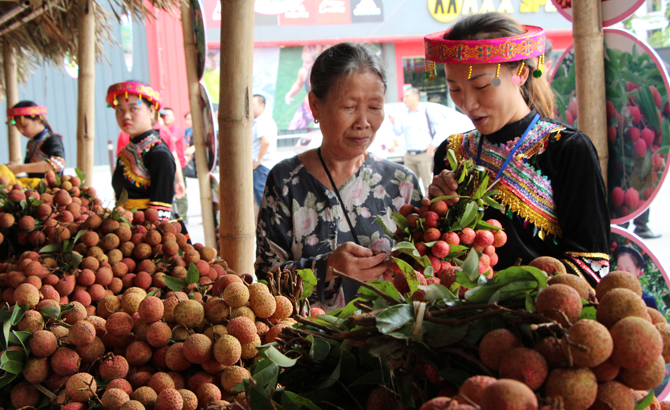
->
{"left": 145, "top": 5, "right": 190, "bottom": 131}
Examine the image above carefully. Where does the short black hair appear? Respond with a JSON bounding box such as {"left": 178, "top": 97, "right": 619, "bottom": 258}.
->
{"left": 163, "top": 107, "right": 173, "bottom": 112}
{"left": 253, "top": 94, "right": 266, "bottom": 106}
{"left": 613, "top": 245, "right": 644, "bottom": 269}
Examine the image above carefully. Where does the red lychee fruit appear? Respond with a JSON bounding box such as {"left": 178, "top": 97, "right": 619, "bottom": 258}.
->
{"left": 624, "top": 188, "right": 639, "bottom": 210}
{"left": 611, "top": 186, "right": 625, "bottom": 208}
{"left": 634, "top": 138, "right": 647, "bottom": 158}
{"left": 431, "top": 240, "right": 450, "bottom": 259}
{"left": 608, "top": 126, "right": 617, "bottom": 143}
{"left": 498, "top": 347, "right": 548, "bottom": 391}
{"left": 459, "top": 228, "right": 476, "bottom": 245}
{"left": 474, "top": 230, "right": 494, "bottom": 248}
{"left": 480, "top": 379, "right": 537, "bottom": 410}
{"left": 66, "top": 372, "right": 97, "bottom": 403}
{"left": 642, "top": 127, "right": 655, "bottom": 147}
{"left": 536, "top": 284, "right": 582, "bottom": 326}
{"left": 423, "top": 211, "right": 439, "bottom": 228}
{"left": 629, "top": 106, "right": 642, "bottom": 125}
{"left": 478, "top": 328, "right": 522, "bottom": 371}
{"left": 628, "top": 127, "right": 640, "bottom": 142}
{"left": 651, "top": 85, "right": 662, "bottom": 107}
{"left": 398, "top": 204, "right": 416, "bottom": 217}
{"left": 423, "top": 228, "right": 441, "bottom": 242}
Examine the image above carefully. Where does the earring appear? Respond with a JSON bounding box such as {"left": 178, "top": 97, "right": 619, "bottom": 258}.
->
{"left": 512, "top": 62, "right": 524, "bottom": 85}
{"left": 533, "top": 55, "right": 545, "bottom": 78}
{"left": 492, "top": 64, "right": 501, "bottom": 87}
{"left": 314, "top": 119, "right": 319, "bottom": 124}
{"left": 425, "top": 61, "right": 436, "bottom": 82}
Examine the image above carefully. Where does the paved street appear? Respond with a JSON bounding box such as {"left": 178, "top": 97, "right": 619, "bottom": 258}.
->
{"left": 85, "top": 157, "right": 670, "bottom": 279}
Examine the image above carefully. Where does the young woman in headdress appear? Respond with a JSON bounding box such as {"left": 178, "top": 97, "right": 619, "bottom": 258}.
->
{"left": 426, "top": 13, "right": 610, "bottom": 286}
{"left": 5, "top": 101, "right": 65, "bottom": 178}
{"left": 107, "top": 81, "right": 186, "bottom": 235}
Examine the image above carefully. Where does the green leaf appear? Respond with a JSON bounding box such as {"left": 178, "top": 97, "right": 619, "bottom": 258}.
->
{"left": 391, "top": 212, "right": 410, "bottom": 233}
{"left": 474, "top": 220, "right": 501, "bottom": 231}
{"left": 635, "top": 87, "right": 661, "bottom": 131}
{"left": 417, "top": 284, "right": 457, "bottom": 301}
{"left": 579, "top": 304, "right": 597, "bottom": 321}
{"left": 0, "top": 373, "right": 16, "bottom": 389}
{"left": 376, "top": 215, "right": 396, "bottom": 238}
{"left": 39, "top": 244, "right": 60, "bottom": 254}
{"left": 117, "top": 189, "right": 129, "bottom": 208}
{"left": 264, "top": 346, "right": 298, "bottom": 367}
{"left": 482, "top": 196, "right": 503, "bottom": 210}
{"left": 376, "top": 304, "right": 414, "bottom": 334}
{"left": 461, "top": 248, "right": 480, "bottom": 282}
{"left": 297, "top": 269, "right": 317, "bottom": 301}
{"left": 186, "top": 263, "right": 200, "bottom": 284}
{"left": 423, "top": 322, "right": 468, "bottom": 347}
{"left": 525, "top": 293, "right": 536, "bottom": 312}
{"left": 40, "top": 304, "right": 61, "bottom": 319}
{"left": 447, "top": 149, "right": 458, "bottom": 171}
{"left": 71, "top": 252, "right": 83, "bottom": 271}
{"left": 75, "top": 168, "right": 86, "bottom": 184}
{"left": 146, "top": 289, "right": 159, "bottom": 297}
{"left": 357, "top": 280, "right": 401, "bottom": 303}
{"left": 459, "top": 202, "right": 478, "bottom": 230}
{"left": 430, "top": 195, "right": 465, "bottom": 203}
{"left": 282, "top": 391, "right": 322, "bottom": 410}
{"left": 392, "top": 242, "right": 421, "bottom": 259}
{"left": 73, "top": 228, "right": 85, "bottom": 245}
{"left": 10, "top": 305, "right": 29, "bottom": 325}
{"left": 455, "top": 270, "right": 477, "bottom": 289}
{"left": 162, "top": 276, "right": 186, "bottom": 291}
{"left": 635, "top": 392, "right": 655, "bottom": 410}
{"left": 474, "top": 175, "right": 489, "bottom": 199}
{"left": 37, "top": 181, "right": 47, "bottom": 194}
{"left": 251, "top": 360, "right": 279, "bottom": 389}
{"left": 308, "top": 336, "right": 331, "bottom": 362}
{"left": 0, "top": 350, "right": 25, "bottom": 374}
{"left": 9, "top": 331, "right": 31, "bottom": 349}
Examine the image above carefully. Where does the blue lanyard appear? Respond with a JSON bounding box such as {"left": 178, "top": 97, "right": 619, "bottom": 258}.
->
{"left": 476, "top": 113, "right": 541, "bottom": 182}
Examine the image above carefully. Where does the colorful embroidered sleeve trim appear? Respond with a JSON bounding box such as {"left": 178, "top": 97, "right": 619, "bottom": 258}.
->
{"left": 117, "top": 134, "right": 162, "bottom": 188}
{"left": 561, "top": 258, "right": 586, "bottom": 279}
{"left": 461, "top": 120, "right": 564, "bottom": 238}
{"left": 564, "top": 254, "right": 609, "bottom": 285}
{"left": 148, "top": 202, "right": 172, "bottom": 221}
{"left": 48, "top": 156, "right": 65, "bottom": 173}
{"left": 565, "top": 252, "right": 610, "bottom": 260}
{"left": 124, "top": 198, "right": 150, "bottom": 210}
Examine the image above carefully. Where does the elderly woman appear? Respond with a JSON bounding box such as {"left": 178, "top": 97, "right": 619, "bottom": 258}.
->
{"left": 256, "top": 43, "right": 422, "bottom": 310}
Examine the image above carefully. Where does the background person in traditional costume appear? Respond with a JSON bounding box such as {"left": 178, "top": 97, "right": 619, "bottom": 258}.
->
{"left": 107, "top": 81, "right": 182, "bottom": 230}
{"left": 426, "top": 13, "right": 610, "bottom": 287}
{"left": 5, "top": 102, "right": 65, "bottom": 178}
{"left": 612, "top": 245, "right": 657, "bottom": 308}
{"left": 256, "top": 43, "right": 422, "bottom": 311}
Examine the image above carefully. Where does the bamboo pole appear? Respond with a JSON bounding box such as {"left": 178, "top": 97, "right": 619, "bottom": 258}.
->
{"left": 0, "top": 1, "right": 30, "bottom": 29}
{"left": 218, "top": 0, "right": 255, "bottom": 275}
{"left": 179, "top": 0, "right": 216, "bottom": 248}
{"left": 572, "top": 0, "right": 608, "bottom": 185}
{"left": 3, "top": 39, "right": 21, "bottom": 164}
{"left": 75, "top": 0, "right": 95, "bottom": 185}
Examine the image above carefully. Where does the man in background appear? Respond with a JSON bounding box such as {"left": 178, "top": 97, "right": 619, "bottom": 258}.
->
{"left": 389, "top": 87, "right": 443, "bottom": 195}
{"left": 252, "top": 94, "right": 278, "bottom": 210}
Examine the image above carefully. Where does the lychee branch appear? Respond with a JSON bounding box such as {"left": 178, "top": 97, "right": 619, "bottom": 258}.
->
{"left": 329, "top": 268, "right": 403, "bottom": 305}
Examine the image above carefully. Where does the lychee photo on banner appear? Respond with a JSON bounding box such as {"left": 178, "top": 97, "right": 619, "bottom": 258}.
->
{"left": 610, "top": 225, "right": 670, "bottom": 401}
{"left": 550, "top": 0, "right": 645, "bottom": 27}
{"left": 550, "top": 29, "right": 670, "bottom": 225}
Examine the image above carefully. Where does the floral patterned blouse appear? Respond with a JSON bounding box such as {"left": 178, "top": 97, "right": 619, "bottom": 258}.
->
{"left": 255, "top": 153, "right": 422, "bottom": 310}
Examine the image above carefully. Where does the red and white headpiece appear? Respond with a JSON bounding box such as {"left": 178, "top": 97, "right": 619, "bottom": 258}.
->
{"left": 423, "top": 25, "right": 546, "bottom": 84}
{"left": 106, "top": 81, "right": 162, "bottom": 110}
{"left": 7, "top": 106, "right": 47, "bottom": 124}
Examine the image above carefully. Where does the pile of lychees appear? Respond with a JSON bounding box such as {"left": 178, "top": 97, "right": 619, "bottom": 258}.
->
{"left": 418, "top": 268, "right": 670, "bottom": 410}
{"left": 0, "top": 172, "right": 297, "bottom": 410}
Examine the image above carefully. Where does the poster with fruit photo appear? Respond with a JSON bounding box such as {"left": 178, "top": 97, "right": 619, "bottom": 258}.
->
{"left": 550, "top": 0, "right": 645, "bottom": 27}
{"left": 610, "top": 226, "right": 670, "bottom": 400}
{"left": 551, "top": 29, "right": 670, "bottom": 224}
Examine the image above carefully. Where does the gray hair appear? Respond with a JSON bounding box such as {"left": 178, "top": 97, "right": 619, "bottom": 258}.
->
{"left": 310, "top": 43, "right": 387, "bottom": 101}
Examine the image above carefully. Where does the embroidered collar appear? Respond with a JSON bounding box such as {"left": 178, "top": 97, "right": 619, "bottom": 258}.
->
{"left": 449, "top": 117, "right": 566, "bottom": 238}
{"left": 118, "top": 130, "right": 162, "bottom": 188}
{"left": 27, "top": 129, "right": 51, "bottom": 162}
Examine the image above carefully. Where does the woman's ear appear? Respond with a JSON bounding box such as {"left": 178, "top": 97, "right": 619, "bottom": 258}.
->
{"left": 308, "top": 92, "right": 320, "bottom": 123}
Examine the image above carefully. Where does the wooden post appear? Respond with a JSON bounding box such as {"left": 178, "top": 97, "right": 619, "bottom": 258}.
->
{"left": 218, "top": 0, "right": 255, "bottom": 275}
{"left": 573, "top": 0, "right": 608, "bottom": 185}
{"left": 3, "top": 39, "right": 21, "bottom": 164}
{"left": 76, "top": 0, "right": 96, "bottom": 185}
{"left": 180, "top": 0, "right": 217, "bottom": 248}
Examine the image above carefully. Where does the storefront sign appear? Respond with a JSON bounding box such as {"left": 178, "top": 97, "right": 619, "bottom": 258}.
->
{"left": 316, "top": 0, "right": 351, "bottom": 25}
{"left": 351, "top": 0, "right": 383, "bottom": 22}
{"left": 279, "top": 0, "right": 315, "bottom": 25}
{"left": 255, "top": 0, "right": 306, "bottom": 15}
{"left": 428, "top": 0, "right": 556, "bottom": 23}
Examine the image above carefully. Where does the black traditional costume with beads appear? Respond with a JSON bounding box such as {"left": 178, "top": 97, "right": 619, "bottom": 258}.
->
{"left": 434, "top": 110, "right": 610, "bottom": 287}
{"left": 112, "top": 129, "right": 175, "bottom": 221}
{"left": 25, "top": 129, "right": 65, "bottom": 178}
